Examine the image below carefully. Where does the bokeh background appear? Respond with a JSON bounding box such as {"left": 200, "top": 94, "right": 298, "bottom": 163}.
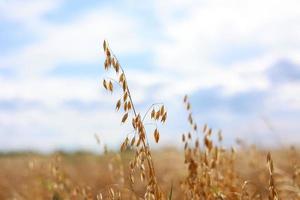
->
{"left": 0, "top": 0, "right": 300, "bottom": 152}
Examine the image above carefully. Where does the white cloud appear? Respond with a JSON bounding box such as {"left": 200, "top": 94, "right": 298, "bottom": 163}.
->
{"left": 0, "top": 4, "right": 147, "bottom": 77}
{"left": 0, "top": 77, "right": 105, "bottom": 106}
{"left": 0, "top": 0, "right": 62, "bottom": 28}
{"left": 151, "top": 0, "right": 300, "bottom": 96}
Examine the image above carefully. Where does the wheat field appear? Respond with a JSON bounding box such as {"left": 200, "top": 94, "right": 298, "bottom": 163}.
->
{"left": 0, "top": 41, "right": 299, "bottom": 200}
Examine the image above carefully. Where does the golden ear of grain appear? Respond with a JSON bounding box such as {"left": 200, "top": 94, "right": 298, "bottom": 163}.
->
{"left": 161, "top": 112, "right": 167, "bottom": 123}
{"left": 111, "top": 57, "right": 115, "bottom": 66}
{"left": 108, "top": 81, "right": 113, "bottom": 92}
{"left": 188, "top": 114, "right": 193, "bottom": 125}
{"left": 140, "top": 129, "right": 145, "bottom": 140}
{"left": 103, "top": 79, "right": 107, "bottom": 90}
{"left": 182, "top": 134, "right": 186, "bottom": 142}
{"left": 136, "top": 137, "right": 141, "bottom": 147}
{"left": 151, "top": 109, "right": 155, "bottom": 119}
{"left": 127, "top": 101, "right": 132, "bottom": 111}
{"left": 121, "top": 137, "right": 129, "bottom": 152}
{"left": 116, "top": 99, "right": 121, "bottom": 111}
{"left": 193, "top": 124, "right": 197, "bottom": 131}
{"left": 106, "top": 48, "right": 111, "bottom": 57}
{"left": 184, "top": 142, "right": 188, "bottom": 149}
{"left": 184, "top": 95, "right": 188, "bottom": 103}
{"left": 130, "top": 136, "right": 136, "bottom": 146}
{"left": 187, "top": 103, "right": 191, "bottom": 110}
{"left": 132, "top": 118, "right": 136, "bottom": 129}
{"left": 204, "top": 135, "right": 212, "bottom": 151}
{"left": 155, "top": 111, "right": 160, "bottom": 120}
{"left": 126, "top": 102, "right": 130, "bottom": 111}
{"left": 115, "top": 61, "right": 120, "bottom": 73}
{"left": 121, "top": 113, "right": 128, "bottom": 123}
{"left": 119, "top": 73, "right": 125, "bottom": 83}
{"left": 154, "top": 128, "right": 159, "bottom": 143}
{"left": 103, "top": 40, "right": 107, "bottom": 51}
{"left": 122, "top": 81, "right": 127, "bottom": 92}
{"left": 104, "top": 59, "right": 108, "bottom": 70}
{"left": 120, "top": 141, "right": 126, "bottom": 152}
{"left": 160, "top": 106, "right": 165, "bottom": 115}
{"left": 107, "top": 57, "right": 111, "bottom": 67}
{"left": 123, "top": 92, "right": 128, "bottom": 102}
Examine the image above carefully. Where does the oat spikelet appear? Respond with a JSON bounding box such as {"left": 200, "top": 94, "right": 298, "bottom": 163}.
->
{"left": 151, "top": 109, "right": 155, "bottom": 119}
{"left": 103, "top": 40, "right": 107, "bottom": 51}
{"left": 154, "top": 128, "right": 160, "bottom": 143}
{"left": 108, "top": 81, "right": 113, "bottom": 92}
{"left": 121, "top": 113, "right": 128, "bottom": 123}
{"left": 115, "top": 99, "right": 121, "bottom": 111}
{"left": 103, "top": 79, "right": 107, "bottom": 90}
{"left": 161, "top": 112, "right": 167, "bottom": 123}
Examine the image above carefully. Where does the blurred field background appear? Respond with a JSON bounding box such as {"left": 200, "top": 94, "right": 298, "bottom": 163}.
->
{"left": 0, "top": 147, "right": 299, "bottom": 199}
{"left": 1, "top": 0, "right": 300, "bottom": 199}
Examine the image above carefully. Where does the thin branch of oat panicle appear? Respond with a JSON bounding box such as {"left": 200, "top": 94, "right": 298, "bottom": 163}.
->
{"left": 108, "top": 49, "right": 137, "bottom": 116}
{"left": 142, "top": 103, "right": 164, "bottom": 122}
{"left": 104, "top": 77, "right": 123, "bottom": 87}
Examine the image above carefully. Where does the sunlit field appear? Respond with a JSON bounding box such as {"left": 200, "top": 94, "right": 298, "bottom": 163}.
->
{"left": 0, "top": 41, "right": 299, "bottom": 200}
{"left": 0, "top": 146, "right": 299, "bottom": 199}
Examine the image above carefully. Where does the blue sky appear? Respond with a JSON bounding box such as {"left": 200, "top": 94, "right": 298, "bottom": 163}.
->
{"left": 0, "top": 0, "right": 300, "bottom": 152}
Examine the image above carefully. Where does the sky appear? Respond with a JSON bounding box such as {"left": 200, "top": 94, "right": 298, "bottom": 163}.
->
{"left": 0, "top": 0, "right": 300, "bottom": 152}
